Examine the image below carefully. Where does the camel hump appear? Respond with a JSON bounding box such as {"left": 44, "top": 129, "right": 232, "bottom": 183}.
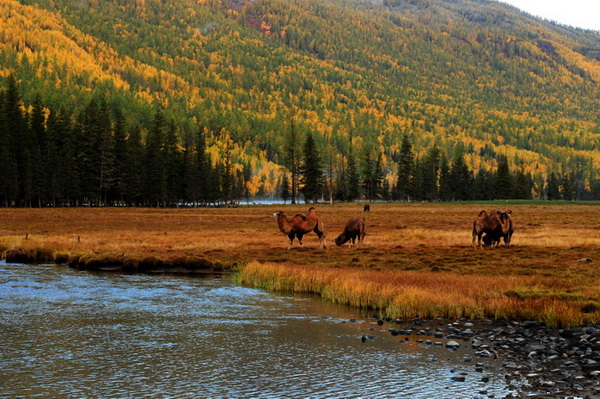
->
{"left": 307, "top": 207, "right": 316, "bottom": 214}
{"left": 478, "top": 210, "right": 487, "bottom": 217}
{"left": 293, "top": 214, "right": 307, "bottom": 221}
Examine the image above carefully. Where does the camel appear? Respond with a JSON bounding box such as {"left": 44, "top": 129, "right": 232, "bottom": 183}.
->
{"left": 472, "top": 210, "right": 511, "bottom": 249}
{"left": 335, "top": 217, "right": 366, "bottom": 248}
{"left": 483, "top": 210, "right": 514, "bottom": 248}
{"left": 271, "top": 207, "right": 326, "bottom": 250}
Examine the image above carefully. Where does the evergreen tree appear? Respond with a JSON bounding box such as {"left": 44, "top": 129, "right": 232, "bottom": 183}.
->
{"left": 560, "top": 172, "right": 576, "bottom": 201}
{"left": 546, "top": 172, "right": 561, "bottom": 200}
{"left": 97, "top": 98, "right": 115, "bottom": 205}
{"left": 438, "top": 152, "right": 452, "bottom": 201}
{"left": 513, "top": 167, "right": 532, "bottom": 199}
{"left": 221, "top": 145, "right": 234, "bottom": 205}
{"left": 30, "top": 94, "right": 47, "bottom": 207}
{"left": 473, "top": 169, "right": 494, "bottom": 200}
{"left": 281, "top": 172, "right": 291, "bottom": 204}
{"left": 0, "top": 75, "right": 23, "bottom": 206}
{"left": 346, "top": 146, "right": 361, "bottom": 201}
{"left": 300, "top": 133, "right": 324, "bottom": 203}
{"left": 164, "top": 120, "right": 183, "bottom": 206}
{"left": 145, "top": 109, "right": 167, "bottom": 207}
{"left": 395, "top": 135, "right": 415, "bottom": 201}
{"left": 450, "top": 152, "right": 472, "bottom": 201}
{"left": 493, "top": 156, "right": 513, "bottom": 199}
{"left": 421, "top": 144, "right": 441, "bottom": 201}
{"left": 125, "top": 125, "right": 145, "bottom": 205}
{"left": 112, "top": 107, "right": 128, "bottom": 203}
{"left": 285, "top": 112, "right": 301, "bottom": 204}
{"left": 361, "top": 151, "right": 375, "bottom": 201}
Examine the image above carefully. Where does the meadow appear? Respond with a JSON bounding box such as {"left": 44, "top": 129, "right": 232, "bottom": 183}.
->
{"left": 1, "top": 202, "right": 599, "bottom": 327}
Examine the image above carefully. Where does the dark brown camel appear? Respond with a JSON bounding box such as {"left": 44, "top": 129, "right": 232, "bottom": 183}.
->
{"left": 271, "top": 207, "right": 326, "bottom": 250}
{"left": 335, "top": 217, "right": 366, "bottom": 248}
{"left": 483, "top": 210, "right": 514, "bottom": 248}
{"left": 472, "top": 210, "right": 511, "bottom": 249}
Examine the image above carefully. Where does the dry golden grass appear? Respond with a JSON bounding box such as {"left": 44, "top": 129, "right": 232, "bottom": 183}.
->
{"left": 1, "top": 203, "right": 599, "bottom": 326}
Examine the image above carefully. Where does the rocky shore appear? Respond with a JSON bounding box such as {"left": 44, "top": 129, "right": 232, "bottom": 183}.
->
{"left": 358, "top": 316, "right": 600, "bottom": 398}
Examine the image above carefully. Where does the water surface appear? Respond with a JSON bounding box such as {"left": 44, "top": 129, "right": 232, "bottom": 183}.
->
{"left": 0, "top": 262, "right": 513, "bottom": 398}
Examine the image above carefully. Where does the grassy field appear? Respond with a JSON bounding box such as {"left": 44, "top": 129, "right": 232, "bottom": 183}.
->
{"left": 1, "top": 202, "right": 599, "bottom": 327}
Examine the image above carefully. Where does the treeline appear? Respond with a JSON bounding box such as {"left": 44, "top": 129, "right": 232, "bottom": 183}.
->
{"left": 3, "top": 76, "right": 600, "bottom": 208}
{"left": 0, "top": 76, "right": 250, "bottom": 207}
{"left": 289, "top": 133, "right": 600, "bottom": 203}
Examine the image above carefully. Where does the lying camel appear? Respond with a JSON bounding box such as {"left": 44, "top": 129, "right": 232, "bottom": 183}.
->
{"left": 472, "top": 210, "right": 511, "bottom": 249}
{"left": 271, "top": 207, "right": 326, "bottom": 250}
{"left": 335, "top": 217, "right": 366, "bottom": 248}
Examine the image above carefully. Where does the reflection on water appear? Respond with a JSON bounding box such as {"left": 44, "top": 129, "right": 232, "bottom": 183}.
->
{"left": 0, "top": 262, "right": 513, "bottom": 398}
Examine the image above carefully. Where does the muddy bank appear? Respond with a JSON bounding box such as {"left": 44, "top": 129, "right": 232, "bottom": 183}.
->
{"left": 352, "top": 315, "right": 600, "bottom": 397}
{"left": 3, "top": 247, "right": 233, "bottom": 274}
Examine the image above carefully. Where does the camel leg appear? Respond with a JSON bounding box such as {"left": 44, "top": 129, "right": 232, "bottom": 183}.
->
{"left": 477, "top": 233, "right": 484, "bottom": 250}
{"left": 297, "top": 233, "right": 304, "bottom": 248}
{"left": 349, "top": 237, "right": 354, "bottom": 248}
{"left": 287, "top": 233, "right": 295, "bottom": 250}
{"left": 318, "top": 232, "right": 327, "bottom": 249}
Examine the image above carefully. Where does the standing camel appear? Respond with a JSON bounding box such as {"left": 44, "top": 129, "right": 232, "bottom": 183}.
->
{"left": 271, "top": 207, "right": 327, "bottom": 250}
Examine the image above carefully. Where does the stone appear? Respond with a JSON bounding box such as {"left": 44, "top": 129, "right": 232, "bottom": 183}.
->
{"left": 446, "top": 341, "right": 460, "bottom": 349}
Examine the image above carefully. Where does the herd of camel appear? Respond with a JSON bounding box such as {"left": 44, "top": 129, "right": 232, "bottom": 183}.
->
{"left": 271, "top": 207, "right": 514, "bottom": 250}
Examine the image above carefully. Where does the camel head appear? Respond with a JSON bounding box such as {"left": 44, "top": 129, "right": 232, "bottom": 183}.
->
{"left": 271, "top": 211, "right": 285, "bottom": 220}
{"left": 334, "top": 233, "right": 348, "bottom": 246}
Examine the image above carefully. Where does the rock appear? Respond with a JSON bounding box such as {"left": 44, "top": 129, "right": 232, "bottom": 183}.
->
{"left": 578, "top": 258, "right": 593, "bottom": 262}
{"left": 377, "top": 319, "right": 384, "bottom": 326}
{"left": 523, "top": 320, "right": 543, "bottom": 329}
{"left": 524, "top": 343, "right": 546, "bottom": 353}
{"left": 446, "top": 340, "right": 460, "bottom": 349}
{"left": 481, "top": 376, "right": 490, "bottom": 383}
{"left": 434, "top": 332, "right": 444, "bottom": 338}
{"left": 451, "top": 376, "right": 465, "bottom": 382}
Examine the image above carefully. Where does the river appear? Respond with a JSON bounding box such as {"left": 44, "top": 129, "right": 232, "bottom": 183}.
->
{"left": 0, "top": 262, "right": 515, "bottom": 398}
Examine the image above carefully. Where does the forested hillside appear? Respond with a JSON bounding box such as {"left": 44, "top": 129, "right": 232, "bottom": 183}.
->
{"left": 1, "top": 0, "right": 599, "bottom": 203}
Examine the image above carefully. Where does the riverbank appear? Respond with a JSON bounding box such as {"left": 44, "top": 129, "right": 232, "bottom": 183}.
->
{"left": 339, "top": 313, "right": 600, "bottom": 397}
{"left": 1, "top": 203, "right": 600, "bottom": 328}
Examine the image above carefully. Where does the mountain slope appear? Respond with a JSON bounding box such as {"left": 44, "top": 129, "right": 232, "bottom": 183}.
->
{"left": 2, "top": 0, "right": 600, "bottom": 188}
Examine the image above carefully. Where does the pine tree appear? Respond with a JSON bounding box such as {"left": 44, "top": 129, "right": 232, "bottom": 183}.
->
{"left": 450, "top": 152, "right": 472, "bottom": 201}
{"left": 0, "top": 75, "right": 24, "bottom": 206}
{"left": 145, "top": 109, "right": 167, "bottom": 207}
{"left": 164, "top": 120, "right": 183, "bottom": 206}
{"left": 513, "top": 167, "right": 532, "bottom": 199}
{"left": 395, "top": 135, "right": 415, "bottom": 201}
{"left": 97, "top": 98, "right": 115, "bottom": 205}
{"left": 421, "top": 144, "right": 441, "bottom": 201}
{"left": 438, "top": 152, "right": 452, "bottom": 201}
{"left": 300, "top": 133, "right": 324, "bottom": 203}
{"left": 361, "top": 151, "right": 375, "bottom": 201}
{"left": 546, "top": 172, "right": 561, "bottom": 200}
{"left": 285, "top": 112, "right": 301, "bottom": 204}
{"left": 346, "top": 147, "right": 361, "bottom": 201}
{"left": 29, "top": 94, "right": 47, "bottom": 207}
{"left": 281, "top": 172, "right": 291, "bottom": 204}
{"left": 112, "top": 107, "right": 128, "bottom": 203}
{"left": 125, "top": 125, "right": 145, "bottom": 205}
{"left": 494, "top": 156, "right": 513, "bottom": 199}
{"left": 560, "top": 172, "right": 576, "bottom": 201}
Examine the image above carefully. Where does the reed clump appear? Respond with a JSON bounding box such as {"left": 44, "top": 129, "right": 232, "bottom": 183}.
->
{"left": 237, "top": 261, "right": 599, "bottom": 328}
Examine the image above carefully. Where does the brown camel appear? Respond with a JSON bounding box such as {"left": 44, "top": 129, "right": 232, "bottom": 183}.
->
{"left": 335, "top": 217, "right": 366, "bottom": 248}
{"left": 472, "top": 210, "right": 511, "bottom": 249}
{"left": 483, "top": 210, "right": 514, "bottom": 248}
{"left": 271, "top": 207, "right": 326, "bottom": 250}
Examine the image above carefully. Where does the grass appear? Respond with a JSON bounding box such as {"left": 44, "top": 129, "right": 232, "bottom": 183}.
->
{"left": 1, "top": 203, "right": 599, "bottom": 327}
